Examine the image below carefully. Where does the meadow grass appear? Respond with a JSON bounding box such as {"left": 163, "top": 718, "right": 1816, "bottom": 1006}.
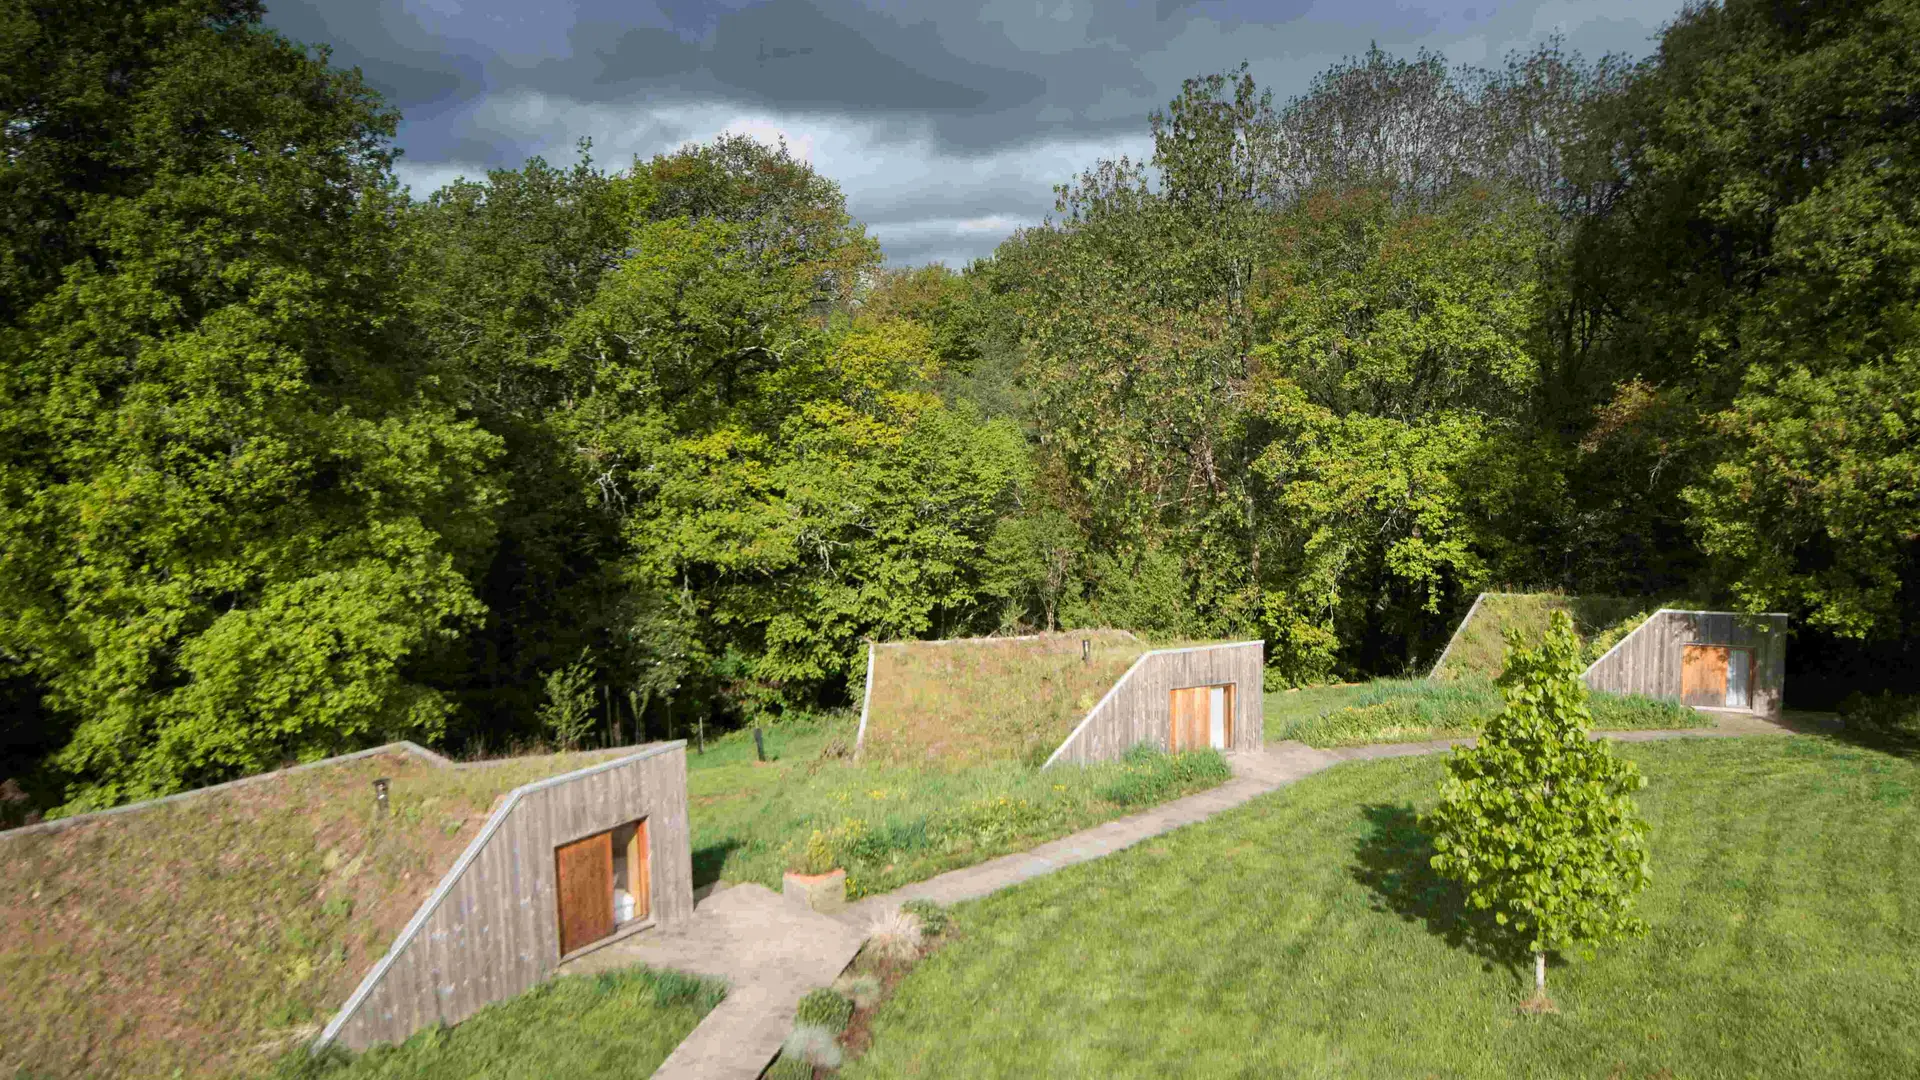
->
{"left": 1268, "top": 677, "right": 1706, "bottom": 748}
{"left": 686, "top": 718, "right": 1232, "bottom": 898}
{"left": 858, "top": 630, "right": 1147, "bottom": 766}
{"left": 271, "top": 966, "right": 723, "bottom": 1080}
{"left": 845, "top": 737, "right": 1920, "bottom": 1079}
{"left": 0, "top": 746, "right": 642, "bottom": 1080}
{"left": 1433, "top": 592, "right": 1653, "bottom": 680}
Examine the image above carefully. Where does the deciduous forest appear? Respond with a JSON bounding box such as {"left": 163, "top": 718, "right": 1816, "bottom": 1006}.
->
{"left": 3, "top": 0, "right": 1916, "bottom": 816}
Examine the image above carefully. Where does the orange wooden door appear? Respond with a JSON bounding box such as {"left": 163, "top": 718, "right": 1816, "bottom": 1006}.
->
{"left": 1168, "top": 687, "right": 1205, "bottom": 751}
{"left": 627, "top": 819, "right": 651, "bottom": 922}
{"left": 555, "top": 831, "right": 614, "bottom": 955}
{"left": 1681, "top": 644, "right": 1729, "bottom": 707}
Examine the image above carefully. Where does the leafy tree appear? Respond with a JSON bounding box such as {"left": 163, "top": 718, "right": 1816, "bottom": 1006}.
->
{"left": 1422, "top": 611, "right": 1652, "bottom": 1009}
{"left": 0, "top": 0, "right": 500, "bottom": 808}
{"left": 1573, "top": 0, "right": 1920, "bottom": 637}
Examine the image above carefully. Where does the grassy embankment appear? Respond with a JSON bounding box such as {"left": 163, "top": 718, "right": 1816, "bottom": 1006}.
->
{"left": 684, "top": 714, "right": 1230, "bottom": 900}
{"left": 0, "top": 747, "right": 639, "bottom": 1080}
{"left": 1267, "top": 677, "right": 1706, "bottom": 748}
{"left": 274, "top": 967, "right": 724, "bottom": 1080}
{"left": 846, "top": 737, "right": 1920, "bottom": 1078}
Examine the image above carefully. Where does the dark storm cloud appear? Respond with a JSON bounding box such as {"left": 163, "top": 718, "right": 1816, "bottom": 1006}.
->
{"left": 259, "top": 0, "right": 1687, "bottom": 266}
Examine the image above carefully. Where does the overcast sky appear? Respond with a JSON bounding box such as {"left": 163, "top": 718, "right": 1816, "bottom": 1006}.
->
{"left": 261, "top": 0, "right": 1687, "bottom": 268}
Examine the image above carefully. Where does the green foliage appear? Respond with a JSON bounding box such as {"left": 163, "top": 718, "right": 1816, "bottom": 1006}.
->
{"left": 1838, "top": 691, "right": 1920, "bottom": 755}
{"left": 537, "top": 652, "right": 599, "bottom": 750}
{"left": 0, "top": 0, "right": 500, "bottom": 809}
{"left": 1576, "top": 0, "right": 1920, "bottom": 637}
{"left": 796, "top": 987, "right": 855, "bottom": 1033}
{"left": 1422, "top": 612, "right": 1652, "bottom": 967}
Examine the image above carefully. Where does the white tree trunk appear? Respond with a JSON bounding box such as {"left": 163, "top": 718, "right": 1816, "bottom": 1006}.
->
{"left": 1534, "top": 951, "right": 1547, "bottom": 994}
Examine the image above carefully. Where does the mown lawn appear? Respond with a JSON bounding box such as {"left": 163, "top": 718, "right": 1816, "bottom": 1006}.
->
{"left": 1267, "top": 677, "right": 1706, "bottom": 748}
{"left": 845, "top": 737, "right": 1920, "bottom": 1079}
{"left": 273, "top": 967, "right": 723, "bottom": 1080}
{"left": 685, "top": 717, "right": 1232, "bottom": 899}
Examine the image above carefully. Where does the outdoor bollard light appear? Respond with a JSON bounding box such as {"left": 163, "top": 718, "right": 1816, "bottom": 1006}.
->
{"left": 374, "top": 777, "right": 390, "bottom": 818}
{"left": 754, "top": 726, "right": 766, "bottom": 762}
{"left": 1083, "top": 638, "right": 1090, "bottom": 664}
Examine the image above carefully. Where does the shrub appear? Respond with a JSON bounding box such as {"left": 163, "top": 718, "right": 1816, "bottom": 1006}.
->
{"left": 780, "top": 1023, "right": 843, "bottom": 1069}
{"left": 796, "top": 987, "right": 854, "bottom": 1032}
{"left": 900, "top": 898, "right": 949, "bottom": 937}
{"left": 1839, "top": 691, "right": 1920, "bottom": 753}
{"left": 537, "top": 651, "right": 598, "bottom": 750}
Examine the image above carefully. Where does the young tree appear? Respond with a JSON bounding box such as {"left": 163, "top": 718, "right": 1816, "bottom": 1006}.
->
{"left": 1422, "top": 610, "right": 1652, "bottom": 1010}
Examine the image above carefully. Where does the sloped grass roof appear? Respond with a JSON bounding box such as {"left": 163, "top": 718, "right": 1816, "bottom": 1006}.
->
{"left": 1431, "top": 593, "right": 1652, "bottom": 680}
{"left": 0, "top": 746, "right": 634, "bottom": 1080}
{"left": 858, "top": 631, "right": 1148, "bottom": 767}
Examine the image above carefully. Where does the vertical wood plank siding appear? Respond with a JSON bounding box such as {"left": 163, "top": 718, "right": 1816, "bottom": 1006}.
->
{"left": 318, "top": 742, "right": 694, "bottom": 1053}
{"left": 1045, "top": 642, "right": 1265, "bottom": 766}
{"left": 1582, "top": 611, "right": 1787, "bottom": 718}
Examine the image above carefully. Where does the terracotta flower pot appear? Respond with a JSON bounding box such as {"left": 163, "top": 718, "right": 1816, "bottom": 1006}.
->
{"left": 782, "top": 867, "right": 848, "bottom": 913}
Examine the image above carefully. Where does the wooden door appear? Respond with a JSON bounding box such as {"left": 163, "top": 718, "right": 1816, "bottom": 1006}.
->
{"left": 555, "top": 831, "right": 614, "bottom": 956}
{"left": 1168, "top": 686, "right": 1207, "bottom": 751}
{"left": 627, "top": 819, "right": 651, "bottom": 922}
{"left": 1681, "top": 644, "right": 1729, "bottom": 707}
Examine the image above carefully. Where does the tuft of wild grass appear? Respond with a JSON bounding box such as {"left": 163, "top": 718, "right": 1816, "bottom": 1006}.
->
{"left": 780, "top": 1023, "right": 844, "bottom": 1069}
{"left": 1272, "top": 677, "right": 1706, "bottom": 748}
{"left": 268, "top": 965, "right": 722, "bottom": 1079}
{"left": 859, "top": 630, "right": 1148, "bottom": 766}
{"left": 865, "top": 908, "right": 926, "bottom": 962}
{"left": 844, "top": 738, "right": 1920, "bottom": 1079}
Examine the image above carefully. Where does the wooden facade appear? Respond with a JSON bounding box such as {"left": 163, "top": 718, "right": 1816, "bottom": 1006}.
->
{"left": 1045, "top": 642, "right": 1265, "bottom": 767}
{"left": 1582, "top": 610, "right": 1787, "bottom": 718}
{"left": 316, "top": 742, "right": 695, "bottom": 1053}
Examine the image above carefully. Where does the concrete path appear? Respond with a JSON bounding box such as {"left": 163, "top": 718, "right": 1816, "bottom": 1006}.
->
{"left": 558, "top": 883, "right": 865, "bottom": 1080}
{"left": 591, "top": 710, "right": 1808, "bottom": 1079}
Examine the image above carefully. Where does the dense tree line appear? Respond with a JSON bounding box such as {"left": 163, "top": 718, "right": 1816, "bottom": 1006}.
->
{"left": 2, "top": 0, "right": 1915, "bottom": 815}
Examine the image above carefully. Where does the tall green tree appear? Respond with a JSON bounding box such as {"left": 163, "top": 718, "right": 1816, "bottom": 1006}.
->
{"left": 0, "top": 0, "right": 499, "bottom": 808}
{"left": 1574, "top": 0, "right": 1920, "bottom": 637}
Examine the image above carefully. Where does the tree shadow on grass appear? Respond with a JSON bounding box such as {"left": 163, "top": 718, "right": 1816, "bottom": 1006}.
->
{"left": 691, "top": 839, "right": 742, "bottom": 889}
{"left": 1349, "top": 803, "right": 1527, "bottom": 978}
